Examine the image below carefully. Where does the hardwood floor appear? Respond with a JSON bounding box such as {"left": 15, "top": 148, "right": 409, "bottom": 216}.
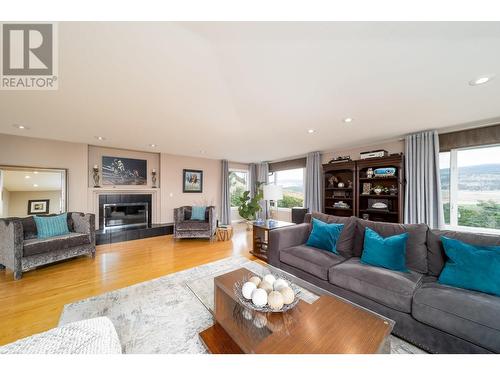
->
{"left": 0, "top": 224, "right": 255, "bottom": 346}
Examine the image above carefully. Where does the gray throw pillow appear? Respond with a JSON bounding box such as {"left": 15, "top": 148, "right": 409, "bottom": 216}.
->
{"left": 353, "top": 219, "right": 429, "bottom": 274}
{"left": 427, "top": 229, "right": 500, "bottom": 276}
{"left": 307, "top": 212, "right": 356, "bottom": 259}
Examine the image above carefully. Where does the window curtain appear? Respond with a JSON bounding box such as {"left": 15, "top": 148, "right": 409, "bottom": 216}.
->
{"left": 404, "top": 130, "right": 444, "bottom": 229}
{"left": 249, "top": 163, "right": 258, "bottom": 198}
{"left": 257, "top": 162, "right": 269, "bottom": 220}
{"left": 220, "top": 159, "right": 231, "bottom": 225}
{"left": 305, "top": 151, "right": 322, "bottom": 213}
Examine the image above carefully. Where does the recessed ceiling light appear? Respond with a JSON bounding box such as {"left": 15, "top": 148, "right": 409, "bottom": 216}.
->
{"left": 149, "top": 144, "right": 157, "bottom": 148}
{"left": 95, "top": 136, "right": 106, "bottom": 141}
{"left": 13, "top": 124, "right": 28, "bottom": 130}
{"left": 33, "top": 184, "right": 38, "bottom": 187}
{"left": 25, "top": 175, "right": 31, "bottom": 179}
{"left": 307, "top": 129, "right": 315, "bottom": 134}
{"left": 33, "top": 171, "right": 38, "bottom": 174}
{"left": 469, "top": 75, "right": 494, "bottom": 86}
{"left": 343, "top": 117, "right": 353, "bottom": 123}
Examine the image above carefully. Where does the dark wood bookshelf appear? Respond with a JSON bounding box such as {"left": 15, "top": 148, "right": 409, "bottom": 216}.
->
{"left": 322, "top": 155, "right": 404, "bottom": 223}
{"left": 322, "top": 161, "right": 356, "bottom": 217}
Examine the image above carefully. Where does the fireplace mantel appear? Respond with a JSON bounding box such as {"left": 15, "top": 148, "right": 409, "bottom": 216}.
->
{"left": 88, "top": 188, "right": 161, "bottom": 229}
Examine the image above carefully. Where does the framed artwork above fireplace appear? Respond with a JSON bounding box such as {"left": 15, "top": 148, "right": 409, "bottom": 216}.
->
{"left": 102, "top": 156, "right": 147, "bottom": 185}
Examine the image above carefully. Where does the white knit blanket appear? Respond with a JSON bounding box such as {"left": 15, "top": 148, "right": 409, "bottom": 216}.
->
{"left": 0, "top": 317, "right": 121, "bottom": 354}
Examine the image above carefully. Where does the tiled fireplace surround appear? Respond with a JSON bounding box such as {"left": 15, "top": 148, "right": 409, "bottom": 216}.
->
{"left": 88, "top": 188, "right": 172, "bottom": 244}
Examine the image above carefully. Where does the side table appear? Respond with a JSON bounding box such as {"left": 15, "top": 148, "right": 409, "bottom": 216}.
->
{"left": 216, "top": 226, "right": 233, "bottom": 241}
{"left": 250, "top": 220, "right": 295, "bottom": 262}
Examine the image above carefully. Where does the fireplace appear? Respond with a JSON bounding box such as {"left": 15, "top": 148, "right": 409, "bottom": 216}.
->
{"left": 103, "top": 202, "right": 149, "bottom": 230}
{"left": 98, "top": 194, "right": 152, "bottom": 230}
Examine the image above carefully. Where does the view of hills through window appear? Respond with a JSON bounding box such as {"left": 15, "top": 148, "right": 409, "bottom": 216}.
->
{"left": 440, "top": 144, "right": 500, "bottom": 230}
{"left": 229, "top": 171, "right": 248, "bottom": 207}
{"left": 269, "top": 168, "right": 305, "bottom": 208}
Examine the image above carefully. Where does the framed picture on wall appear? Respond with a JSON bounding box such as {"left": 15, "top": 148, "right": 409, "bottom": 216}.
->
{"left": 28, "top": 199, "right": 50, "bottom": 215}
{"left": 102, "top": 156, "right": 147, "bottom": 185}
{"left": 183, "top": 169, "right": 203, "bottom": 193}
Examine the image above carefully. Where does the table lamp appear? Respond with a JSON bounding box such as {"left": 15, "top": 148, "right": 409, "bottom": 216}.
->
{"left": 263, "top": 184, "right": 283, "bottom": 222}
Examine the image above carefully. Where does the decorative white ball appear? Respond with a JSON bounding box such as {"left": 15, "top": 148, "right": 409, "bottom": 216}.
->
{"left": 268, "top": 291, "right": 284, "bottom": 310}
{"left": 242, "top": 281, "right": 257, "bottom": 300}
{"left": 273, "top": 278, "right": 289, "bottom": 291}
{"left": 258, "top": 280, "right": 273, "bottom": 294}
{"left": 251, "top": 288, "right": 268, "bottom": 307}
{"left": 280, "top": 287, "right": 295, "bottom": 305}
{"left": 248, "top": 276, "right": 261, "bottom": 287}
{"left": 263, "top": 274, "right": 276, "bottom": 285}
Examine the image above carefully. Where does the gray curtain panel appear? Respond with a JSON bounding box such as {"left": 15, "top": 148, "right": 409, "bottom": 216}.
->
{"left": 249, "top": 163, "right": 258, "bottom": 198}
{"left": 404, "top": 130, "right": 444, "bottom": 229}
{"left": 257, "top": 162, "right": 269, "bottom": 220}
{"left": 305, "top": 151, "right": 323, "bottom": 213}
{"left": 220, "top": 159, "right": 231, "bottom": 225}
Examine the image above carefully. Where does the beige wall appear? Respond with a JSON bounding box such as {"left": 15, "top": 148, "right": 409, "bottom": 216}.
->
{"left": 7, "top": 190, "right": 62, "bottom": 217}
{"left": 160, "top": 153, "right": 222, "bottom": 223}
{"left": 88, "top": 145, "right": 160, "bottom": 188}
{"left": 321, "top": 139, "right": 404, "bottom": 164}
{"left": 1, "top": 188, "right": 10, "bottom": 217}
{"left": 0, "top": 134, "right": 88, "bottom": 213}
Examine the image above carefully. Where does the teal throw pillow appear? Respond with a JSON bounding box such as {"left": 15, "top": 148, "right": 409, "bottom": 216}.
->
{"left": 306, "top": 218, "right": 344, "bottom": 254}
{"left": 34, "top": 213, "right": 70, "bottom": 239}
{"left": 438, "top": 237, "right": 500, "bottom": 297}
{"left": 361, "top": 227, "right": 408, "bottom": 272}
{"left": 190, "top": 206, "right": 207, "bottom": 221}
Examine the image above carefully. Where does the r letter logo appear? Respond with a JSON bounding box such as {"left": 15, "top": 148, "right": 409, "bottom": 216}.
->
{"left": 1, "top": 23, "right": 58, "bottom": 90}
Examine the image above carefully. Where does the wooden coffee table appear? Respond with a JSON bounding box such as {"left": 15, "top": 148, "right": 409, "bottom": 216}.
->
{"left": 199, "top": 268, "right": 394, "bottom": 354}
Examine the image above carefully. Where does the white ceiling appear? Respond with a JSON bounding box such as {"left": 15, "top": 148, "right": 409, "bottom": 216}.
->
{"left": 1, "top": 22, "right": 500, "bottom": 162}
{"left": 1, "top": 170, "right": 63, "bottom": 191}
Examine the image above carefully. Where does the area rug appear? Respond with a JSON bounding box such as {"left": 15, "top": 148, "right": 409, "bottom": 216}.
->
{"left": 59, "top": 256, "right": 425, "bottom": 354}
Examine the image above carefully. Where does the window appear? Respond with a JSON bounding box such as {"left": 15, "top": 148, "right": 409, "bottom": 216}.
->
{"left": 439, "top": 144, "right": 500, "bottom": 233}
{"left": 229, "top": 170, "right": 249, "bottom": 207}
{"left": 268, "top": 168, "right": 305, "bottom": 208}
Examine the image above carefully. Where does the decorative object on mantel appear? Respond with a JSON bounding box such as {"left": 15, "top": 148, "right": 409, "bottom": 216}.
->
{"left": 27, "top": 199, "right": 50, "bottom": 215}
{"left": 92, "top": 165, "right": 100, "bottom": 188}
{"left": 183, "top": 169, "right": 203, "bottom": 193}
{"left": 102, "top": 156, "right": 147, "bottom": 185}
{"left": 151, "top": 169, "right": 157, "bottom": 188}
{"left": 234, "top": 273, "right": 300, "bottom": 313}
{"left": 328, "top": 155, "right": 352, "bottom": 164}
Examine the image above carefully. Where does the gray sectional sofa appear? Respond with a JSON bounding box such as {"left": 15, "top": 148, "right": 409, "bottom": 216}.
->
{"left": 0, "top": 213, "right": 96, "bottom": 280}
{"left": 268, "top": 212, "right": 500, "bottom": 354}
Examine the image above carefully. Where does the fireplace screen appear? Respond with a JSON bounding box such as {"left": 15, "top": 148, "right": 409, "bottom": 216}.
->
{"left": 103, "top": 202, "right": 149, "bottom": 230}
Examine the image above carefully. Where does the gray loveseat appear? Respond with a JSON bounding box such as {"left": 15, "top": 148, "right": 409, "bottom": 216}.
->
{"left": 173, "top": 206, "right": 217, "bottom": 240}
{"left": 268, "top": 212, "right": 500, "bottom": 354}
{"left": 0, "top": 213, "right": 96, "bottom": 280}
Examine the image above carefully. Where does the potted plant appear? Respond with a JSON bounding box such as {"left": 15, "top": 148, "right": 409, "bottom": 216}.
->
{"left": 236, "top": 182, "right": 264, "bottom": 230}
